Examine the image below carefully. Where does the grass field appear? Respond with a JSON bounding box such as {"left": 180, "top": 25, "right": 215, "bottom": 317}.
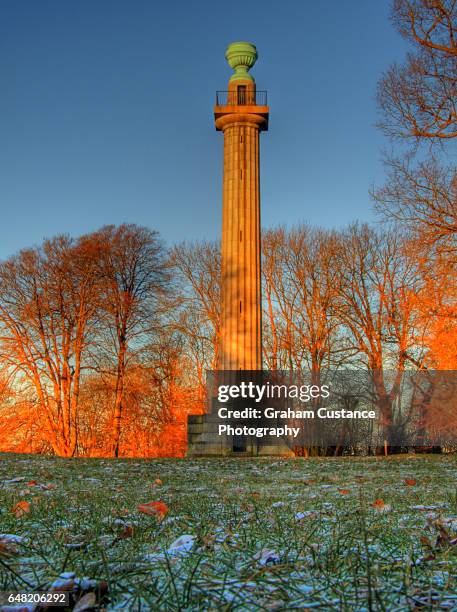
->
{"left": 0, "top": 454, "right": 457, "bottom": 611}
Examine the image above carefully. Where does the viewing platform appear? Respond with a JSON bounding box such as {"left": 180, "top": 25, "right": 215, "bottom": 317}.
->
{"left": 214, "top": 90, "right": 269, "bottom": 130}
{"left": 215, "top": 90, "right": 267, "bottom": 105}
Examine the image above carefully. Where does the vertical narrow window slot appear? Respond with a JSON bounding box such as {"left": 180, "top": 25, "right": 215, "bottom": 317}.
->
{"left": 239, "top": 300, "right": 242, "bottom": 314}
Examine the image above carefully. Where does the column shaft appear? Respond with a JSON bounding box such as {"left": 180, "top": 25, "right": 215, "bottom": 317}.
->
{"left": 220, "top": 120, "right": 262, "bottom": 371}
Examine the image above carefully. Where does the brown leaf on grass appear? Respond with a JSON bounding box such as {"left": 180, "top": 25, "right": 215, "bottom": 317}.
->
{"left": 371, "top": 498, "right": 392, "bottom": 513}
{"left": 154, "top": 478, "right": 163, "bottom": 485}
{"left": 436, "top": 525, "right": 452, "bottom": 548}
{"left": 49, "top": 572, "right": 77, "bottom": 593}
{"left": 73, "top": 592, "right": 96, "bottom": 611}
{"left": 423, "top": 519, "right": 457, "bottom": 550}
{"left": 404, "top": 478, "right": 417, "bottom": 486}
{"left": 137, "top": 501, "right": 169, "bottom": 519}
{"left": 11, "top": 500, "right": 30, "bottom": 518}
{"left": 240, "top": 502, "right": 254, "bottom": 512}
{"left": 42, "top": 483, "right": 57, "bottom": 490}
{"left": 27, "top": 480, "right": 38, "bottom": 486}
{"left": 0, "top": 543, "right": 19, "bottom": 557}
{"left": 303, "top": 479, "right": 316, "bottom": 486}
{"left": 117, "top": 525, "right": 133, "bottom": 540}
{"left": 372, "top": 498, "right": 385, "bottom": 509}
{"left": 0, "top": 536, "right": 21, "bottom": 557}
{"left": 338, "top": 489, "right": 351, "bottom": 495}
{"left": 420, "top": 535, "right": 434, "bottom": 549}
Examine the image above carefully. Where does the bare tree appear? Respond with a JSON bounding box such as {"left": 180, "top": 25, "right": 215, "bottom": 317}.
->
{"left": 0, "top": 235, "right": 101, "bottom": 456}
{"left": 262, "top": 228, "right": 298, "bottom": 370}
{"left": 262, "top": 226, "right": 348, "bottom": 372}
{"left": 375, "top": 1, "right": 457, "bottom": 373}
{"left": 171, "top": 241, "right": 221, "bottom": 389}
{"left": 334, "top": 224, "right": 425, "bottom": 443}
{"left": 93, "top": 224, "right": 168, "bottom": 458}
{"left": 415, "top": 250, "right": 457, "bottom": 367}
{"left": 378, "top": 0, "right": 457, "bottom": 142}
{"left": 374, "top": 156, "right": 457, "bottom": 253}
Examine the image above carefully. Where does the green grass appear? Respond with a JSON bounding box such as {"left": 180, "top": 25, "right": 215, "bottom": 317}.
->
{"left": 1, "top": 454, "right": 457, "bottom": 610}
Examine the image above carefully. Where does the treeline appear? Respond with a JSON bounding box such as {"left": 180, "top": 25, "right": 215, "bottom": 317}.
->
{"left": 0, "top": 226, "right": 191, "bottom": 457}
{"left": 0, "top": 220, "right": 454, "bottom": 456}
{"left": 175, "top": 223, "right": 456, "bottom": 448}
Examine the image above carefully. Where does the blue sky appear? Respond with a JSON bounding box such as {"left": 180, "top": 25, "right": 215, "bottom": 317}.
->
{"left": 0, "top": 0, "right": 408, "bottom": 259}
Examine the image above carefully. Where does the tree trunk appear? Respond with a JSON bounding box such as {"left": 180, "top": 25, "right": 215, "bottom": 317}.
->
{"left": 111, "top": 343, "right": 127, "bottom": 457}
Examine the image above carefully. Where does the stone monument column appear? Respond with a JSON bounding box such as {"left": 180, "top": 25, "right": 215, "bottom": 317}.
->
{"left": 214, "top": 42, "right": 269, "bottom": 372}
{"left": 188, "top": 43, "right": 293, "bottom": 456}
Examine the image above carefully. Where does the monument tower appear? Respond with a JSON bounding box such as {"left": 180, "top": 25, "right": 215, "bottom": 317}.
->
{"left": 187, "top": 43, "right": 292, "bottom": 456}
{"left": 216, "top": 41, "right": 268, "bottom": 371}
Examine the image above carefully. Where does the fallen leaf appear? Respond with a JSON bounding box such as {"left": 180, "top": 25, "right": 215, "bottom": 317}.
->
{"left": 405, "top": 478, "right": 417, "bottom": 486}
{"left": 436, "top": 525, "right": 454, "bottom": 548}
{"left": 73, "top": 592, "right": 96, "bottom": 612}
{"left": 371, "top": 498, "right": 392, "bottom": 513}
{"left": 27, "top": 480, "right": 38, "bottom": 487}
{"left": 154, "top": 478, "right": 162, "bottom": 485}
{"left": 0, "top": 534, "right": 23, "bottom": 556}
{"left": 42, "top": 483, "right": 57, "bottom": 490}
{"left": 372, "top": 498, "right": 385, "bottom": 508}
{"left": 138, "top": 501, "right": 169, "bottom": 519}
{"left": 240, "top": 502, "right": 254, "bottom": 512}
{"left": 338, "top": 489, "right": 351, "bottom": 495}
{"left": 11, "top": 500, "right": 30, "bottom": 518}
{"left": 117, "top": 525, "right": 133, "bottom": 540}
{"left": 420, "top": 535, "right": 433, "bottom": 549}
{"left": 50, "top": 572, "right": 76, "bottom": 592}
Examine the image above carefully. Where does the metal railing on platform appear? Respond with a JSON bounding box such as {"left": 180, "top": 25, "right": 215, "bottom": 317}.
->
{"left": 215, "top": 90, "right": 268, "bottom": 106}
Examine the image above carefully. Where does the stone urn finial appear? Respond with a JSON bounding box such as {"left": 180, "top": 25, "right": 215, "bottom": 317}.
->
{"left": 225, "top": 41, "right": 258, "bottom": 83}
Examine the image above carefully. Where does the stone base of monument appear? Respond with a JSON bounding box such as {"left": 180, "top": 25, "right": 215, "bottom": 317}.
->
{"left": 187, "top": 414, "right": 295, "bottom": 457}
